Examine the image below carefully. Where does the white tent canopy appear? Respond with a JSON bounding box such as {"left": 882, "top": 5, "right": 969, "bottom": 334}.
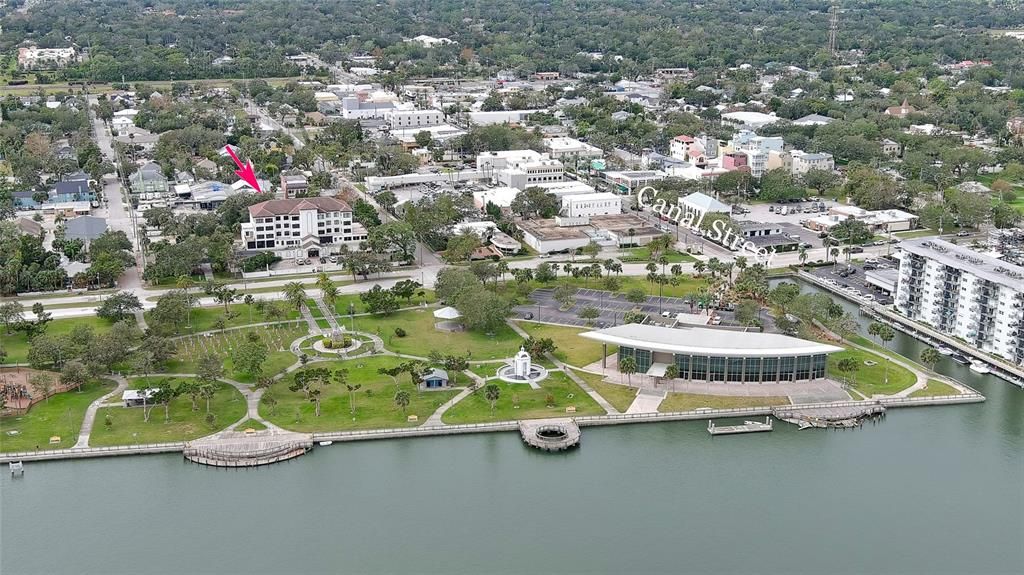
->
{"left": 433, "top": 306, "right": 462, "bottom": 320}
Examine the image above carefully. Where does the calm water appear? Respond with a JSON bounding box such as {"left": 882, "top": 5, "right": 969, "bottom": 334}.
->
{"left": 2, "top": 282, "right": 1022, "bottom": 575}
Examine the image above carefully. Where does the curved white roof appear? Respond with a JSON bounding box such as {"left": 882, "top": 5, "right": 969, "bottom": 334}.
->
{"left": 580, "top": 324, "right": 842, "bottom": 358}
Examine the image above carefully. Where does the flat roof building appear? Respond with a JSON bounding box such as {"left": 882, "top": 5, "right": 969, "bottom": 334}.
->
{"left": 581, "top": 323, "right": 841, "bottom": 382}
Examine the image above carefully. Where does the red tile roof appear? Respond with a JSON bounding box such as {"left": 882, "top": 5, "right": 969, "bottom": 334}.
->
{"left": 248, "top": 196, "right": 352, "bottom": 218}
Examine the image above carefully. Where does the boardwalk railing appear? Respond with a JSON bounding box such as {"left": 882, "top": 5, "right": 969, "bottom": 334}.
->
{"left": 0, "top": 442, "right": 185, "bottom": 463}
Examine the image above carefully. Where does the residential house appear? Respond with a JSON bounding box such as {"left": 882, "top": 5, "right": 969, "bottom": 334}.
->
{"left": 881, "top": 139, "right": 901, "bottom": 157}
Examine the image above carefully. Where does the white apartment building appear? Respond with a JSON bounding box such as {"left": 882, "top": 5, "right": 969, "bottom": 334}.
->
{"left": 543, "top": 137, "right": 603, "bottom": 160}
{"left": 18, "top": 46, "right": 77, "bottom": 69}
{"left": 476, "top": 150, "right": 565, "bottom": 189}
{"left": 561, "top": 192, "right": 622, "bottom": 218}
{"left": 896, "top": 238, "right": 1024, "bottom": 365}
{"left": 790, "top": 150, "right": 835, "bottom": 175}
{"left": 241, "top": 197, "right": 368, "bottom": 259}
{"left": 387, "top": 109, "right": 445, "bottom": 130}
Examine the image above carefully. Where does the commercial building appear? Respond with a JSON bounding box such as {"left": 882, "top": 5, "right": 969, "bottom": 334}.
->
{"left": 240, "top": 197, "right": 368, "bottom": 259}
{"left": 679, "top": 191, "right": 731, "bottom": 222}
{"left": 561, "top": 192, "right": 622, "bottom": 218}
{"left": 580, "top": 324, "right": 841, "bottom": 382}
{"left": 280, "top": 174, "right": 309, "bottom": 198}
{"left": 17, "top": 46, "right": 77, "bottom": 69}
{"left": 603, "top": 170, "right": 667, "bottom": 193}
{"left": 387, "top": 109, "right": 445, "bottom": 130}
{"left": 896, "top": 238, "right": 1024, "bottom": 365}
{"left": 543, "top": 137, "right": 603, "bottom": 160}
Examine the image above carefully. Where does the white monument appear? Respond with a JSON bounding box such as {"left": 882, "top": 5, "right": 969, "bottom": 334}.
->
{"left": 513, "top": 347, "right": 532, "bottom": 379}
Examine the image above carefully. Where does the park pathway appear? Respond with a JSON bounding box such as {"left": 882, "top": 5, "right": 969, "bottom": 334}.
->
{"left": 505, "top": 320, "right": 620, "bottom": 415}
{"left": 423, "top": 371, "right": 482, "bottom": 427}
{"left": 844, "top": 339, "right": 955, "bottom": 398}
{"left": 299, "top": 303, "right": 321, "bottom": 335}
{"left": 73, "top": 375, "right": 128, "bottom": 449}
{"left": 625, "top": 389, "right": 666, "bottom": 414}
{"left": 313, "top": 297, "right": 342, "bottom": 331}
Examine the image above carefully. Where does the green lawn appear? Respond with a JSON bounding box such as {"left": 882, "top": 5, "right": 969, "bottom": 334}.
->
{"left": 514, "top": 321, "right": 615, "bottom": 367}
{"left": 306, "top": 300, "right": 325, "bottom": 318}
{"left": 893, "top": 228, "right": 936, "bottom": 239}
{"left": 260, "top": 356, "right": 459, "bottom": 432}
{"left": 658, "top": 392, "right": 790, "bottom": 412}
{"left": 144, "top": 303, "right": 301, "bottom": 336}
{"left": 620, "top": 247, "right": 697, "bottom": 263}
{"left": 160, "top": 324, "right": 306, "bottom": 382}
{"left": 571, "top": 369, "right": 637, "bottom": 413}
{"left": 90, "top": 378, "right": 246, "bottom": 446}
{"left": 909, "top": 379, "right": 960, "bottom": 398}
{"left": 549, "top": 274, "right": 709, "bottom": 298}
{"left": 364, "top": 309, "right": 525, "bottom": 361}
{"left": 468, "top": 362, "right": 505, "bottom": 380}
{"left": 2, "top": 316, "right": 119, "bottom": 364}
{"left": 442, "top": 371, "right": 605, "bottom": 424}
{"left": 0, "top": 379, "right": 116, "bottom": 452}
{"left": 332, "top": 290, "right": 437, "bottom": 316}
{"left": 828, "top": 347, "right": 917, "bottom": 397}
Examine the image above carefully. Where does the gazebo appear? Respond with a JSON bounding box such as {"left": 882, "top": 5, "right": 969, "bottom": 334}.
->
{"left": 433, "top": 306, "right": 463, "bottom": 332}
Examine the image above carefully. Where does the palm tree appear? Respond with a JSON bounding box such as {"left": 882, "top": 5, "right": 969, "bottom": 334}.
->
{"left": 619, "top": 355, "right": 637, "bottom": 386}
{"left": 920, "top": 347, "right": 941, "bottom": 372}
{"left": 394, "top": 389, "right": 411, "bottom": 415}
{"left": 798, "top": 246, "right": 809, "bottom": 269}
{"left": 244, "top": 294, "right": 255, "bottom": 323}
{"left": 837, "top": 357, "right": 860, "bottom": 389}
{"left": 176, "top": 275, "right": 194, "bottom": 327}
{"left": 484, "top": 384, "right": 500, "bottom": 412}
{"left": 693, "top": 261, "right": 707, "bottom": 277}
{"left": 496, "top": 261, "right": 509, "bottom": 283}
{"left": 283, "top": 282, "right": 306, "bottom": 311}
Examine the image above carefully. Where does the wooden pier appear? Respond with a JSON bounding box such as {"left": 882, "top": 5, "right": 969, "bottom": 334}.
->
{"left": 518, "top": 418, "right": 581, "bottom": 451}
{"left": 183, "top": 431, "right": 314, "bottom": 468}
{"left": 708, "top": 417, "right": 773, "bottom": 435}
{"left": 773, "top": 403, "right": 885, "bottom": 429}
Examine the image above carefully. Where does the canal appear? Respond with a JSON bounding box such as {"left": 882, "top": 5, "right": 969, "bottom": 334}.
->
{"left": 1, "top": 280, "right": 1021, "bottom": 575}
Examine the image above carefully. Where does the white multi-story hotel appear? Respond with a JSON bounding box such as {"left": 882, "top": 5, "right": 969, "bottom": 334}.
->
{"left": 896, "top": 238, "right": 1024, "bottom": 365}
{"left": 240, "top": 197, "right": 368, "bottom": 259}
{"left": 790, "top": 150, "right": 835, "bottom": 175}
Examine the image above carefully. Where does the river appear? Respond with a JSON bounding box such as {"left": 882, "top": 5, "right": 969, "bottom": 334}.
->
{"left": 1, "top": 281, "right": 1022, "bottom": 575}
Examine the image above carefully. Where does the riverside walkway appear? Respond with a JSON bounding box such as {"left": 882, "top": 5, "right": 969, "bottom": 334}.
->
{"left": 0, "top": 392, "right": 984, "bottom": 464}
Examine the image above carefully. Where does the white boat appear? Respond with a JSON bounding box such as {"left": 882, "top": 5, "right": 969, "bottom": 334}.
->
{"left": 937, "top": 346, "right": 954, "bottom": 356}
{"left": 969, "top": 360, "right": 991, "bottom": 374}
{"left": 318, "top": 441, "right": 334, "bottom": 446}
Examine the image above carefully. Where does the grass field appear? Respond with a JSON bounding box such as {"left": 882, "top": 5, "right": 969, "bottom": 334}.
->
{"left": 91, "top": 378, "right": 246, "bottom": 446}
{"left": 0, "top": 379, "right": 116, "bottom": 452}
{"left": 658, "top": 392, "right": 790, "bottom": 412}
{"left": 442, "top": 371, "right": 605, "bottom": 424}
{"left": 909, "top": 379, "right": 960, "bottom": 398}
{"left": 260, "top": 356, "right": 459, "bottom": 432}
{"left": 365, "top": 309, "right": 525, "bottom": 361}
{"left": 144, "top": 303, "right": 301, "bottom": 336}
{"left": 160, "top": 323, "right": 306, "bottom": 382}
{"left": 828, "top": 347, "right": 917, "bottom": 397}
{"left": 332, "top": 290, "right": 437, "bottom": 316}
{"left": 468, "top": 362, "right": 505, "bottom": 380}
{"left": 571, "top": 369, "right": 638, "bottom": 413}
{"left": 893, "top": 229, "right": 936, "bottom": 239}
{"left": 514, "top": 321, "right": 614, "bottom": 367}
{"left": 2, "top": 316, "right": 119, "bottom": 364}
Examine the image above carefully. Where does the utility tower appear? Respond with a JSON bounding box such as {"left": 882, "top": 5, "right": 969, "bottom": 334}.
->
{"left": 828, "top": 2, "right": 840, "bottom": 57}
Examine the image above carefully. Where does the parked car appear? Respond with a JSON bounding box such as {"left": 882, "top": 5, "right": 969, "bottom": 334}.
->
{"left": 956, "top": 231, "right": 970, "bottom": 237}
{"left": 849, "top": 246, "right": 864, "bottom": 253}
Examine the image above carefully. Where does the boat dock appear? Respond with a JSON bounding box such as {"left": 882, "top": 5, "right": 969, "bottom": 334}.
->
{"left": 773, "top": 403, "right": 886, "bottom": 429}
{"left": 518, "top": 418, "right": 581, "bottom": 451}
{"left": 708, "top": 417, "right": 773, "bottom": 435}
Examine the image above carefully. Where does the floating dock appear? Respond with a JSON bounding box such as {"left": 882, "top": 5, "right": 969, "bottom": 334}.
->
{"left": 708, "top": 417, "right": 773, "bottom": 435}
{"left": 519, "top": 418, "right": 581, "bottom": 451}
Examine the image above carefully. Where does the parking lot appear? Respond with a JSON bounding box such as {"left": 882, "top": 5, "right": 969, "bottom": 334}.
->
{"left": 805, "top": 258, "right": 898, "bottom": 306}
{"left": 738, "top": 198, "right": 840, "bottom": 225}
{"left": 515, "top": 288, "right": 738, "bottom": 329}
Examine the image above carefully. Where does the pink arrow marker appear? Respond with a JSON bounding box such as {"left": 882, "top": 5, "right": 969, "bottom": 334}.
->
{"left": 224, "top": 145, "right": 262, "bottom": 193}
